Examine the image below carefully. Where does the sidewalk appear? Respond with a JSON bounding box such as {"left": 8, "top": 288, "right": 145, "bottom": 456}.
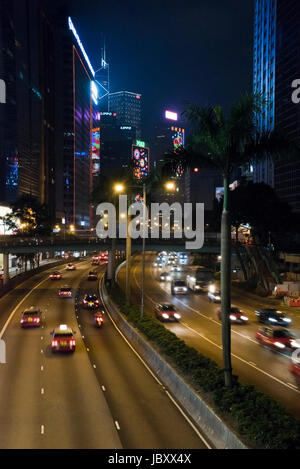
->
{"left": 0, "top": 258, "right": 59, "bottom": 280}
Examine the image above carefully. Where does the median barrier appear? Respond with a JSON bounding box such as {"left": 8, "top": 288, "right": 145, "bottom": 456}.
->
{"left": 101, "top": 280, "right": 247, "bottom": 450}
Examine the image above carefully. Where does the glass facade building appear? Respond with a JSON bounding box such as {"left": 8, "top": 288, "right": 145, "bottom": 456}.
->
{"left": 254, "top": 0, "right": 300, "bottom": 211}
{"left": 108, "top": 91, "right": 142, "bottom": 138}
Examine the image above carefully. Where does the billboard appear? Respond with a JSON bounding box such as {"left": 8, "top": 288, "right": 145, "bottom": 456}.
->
{"left": 91, "top": 128, "right": 100, "bottom": 176}
{"left": 171, "top": 126, "right": 185, "bottom": 149}
{"left": 132, "top": 145, "right": 149, "bottom": 179}
{"left": 165, "top": 110, "right": 178, "bottom": 121}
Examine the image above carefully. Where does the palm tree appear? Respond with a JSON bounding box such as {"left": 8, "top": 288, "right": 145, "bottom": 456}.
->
{"left": 164, "top": 93, "right": 297, "bottom": 387}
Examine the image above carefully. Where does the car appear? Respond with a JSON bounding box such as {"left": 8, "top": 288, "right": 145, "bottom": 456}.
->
{"left": 88, "top": 271, "right": 98, "bottom": 281}
{"left": 91, "top": 259, "right": 100, "bottom": 266}
{"left": 208, "top": 289, "right": 221, "bottom": 302}
{"left": 49, "top": 271, "right": 62, "bottom": 280}
{"left": 93, "top": 311, "right": 105, "bottom": 328}
{"left": 290, "top": 358, "right": 300, "bottom": 383}
{"left": 170, "top": 265, "right": 181, "bottom": 272}
{"left": 217, "top": 307, "right": 249, "bottom": 324}
{"left": 171, "top": 280, "right": 188, "bottom": 295}
{"left": 82, "top": 294, "right": 101, "bottom": 309}
{"left": 66, "top": 263, "right": 76, "bottom": 271}
{"left": 155, "top": 303, "right": 181, "bottom": 322}
{"left": 256, "top": 326, "right": 298, "bottom": 352}
{"left": 160, "top": 272, "right": 171, "bottom": 282}
{"left": 51, "top": 325, "right": 76, "bottom": 353}
{"left": 20, "top": 308, "right": 42, "bottom": 327}
{"left": 254, "top": 308, "right": 292, "bottom": 327}
{"left": 58, "top": 286, "right": 72, "bottom": 298}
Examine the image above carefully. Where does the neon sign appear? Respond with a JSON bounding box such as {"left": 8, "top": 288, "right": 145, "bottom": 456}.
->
{"left": 132, "top": 145, "right": 149, "bottom": 179}
{"left": 68, "top": 17, "right": 95, "bottom": 77}
{"left": 136, "top": 140, "right": 145, "bottom": 148}
{"left": 92, "top": 128, "right": 100, "bottom": 176}
{"left": 91, "top": 81, "right": 98, "bottom": 105}
{"left": 171, "top": 127, "right": 185, "bottom": 149}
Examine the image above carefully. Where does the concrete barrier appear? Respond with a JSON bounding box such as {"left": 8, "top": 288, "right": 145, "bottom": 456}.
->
{"left": 101, "top": 282, "right": 247, "bottom": 450}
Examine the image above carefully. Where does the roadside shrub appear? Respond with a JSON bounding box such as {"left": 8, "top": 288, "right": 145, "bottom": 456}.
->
{"left": 107, "top": 282, "right": 300, "bottom": 449}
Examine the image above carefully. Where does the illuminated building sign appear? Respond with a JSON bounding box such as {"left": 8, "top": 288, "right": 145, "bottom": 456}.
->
{"left": 0, "top": 79, "right": 6, "bottom": 104}
{"left": 171, "top": 126, "right": 185, "bottom": 149}
{"left": 132, "top": 145, "right": 149, "bottom": 179}
{"left": 165, "top": 110, "right": 178, "bottom": 121}
{"left": 91, "top": 81, "right": 98, "bottom": 105}
{"left": 136, "top": 140, "right": 145, "bottom": 148}
{"left": 68, "top": 17, "right": 95, "bottom": 77}
{"left": 92, "top": 128, "right": 100, "bottom": 176}
{"left": 120, "top": 126, "right": 132, "bottom": 130}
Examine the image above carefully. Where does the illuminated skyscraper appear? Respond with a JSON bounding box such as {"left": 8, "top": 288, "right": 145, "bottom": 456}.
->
{"left": 108, "top": 91, "right": 142, "bottom": 138}
{"left": 254, "top": 0, "right": 300, "bottom": 211}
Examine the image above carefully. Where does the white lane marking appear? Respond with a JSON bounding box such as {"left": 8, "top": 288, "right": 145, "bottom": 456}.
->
{"left": 287, "top": 382, "right": 298, "bottom": 389}
{"left": 248, "top": 361, "right": 257, "bottom": 367}
{"left": 41, "top": 388, "right": 44, "bottom": 395}
{"left": 82, "top": 335, "right": 85, "bottom": 339}
{"left": 86, "top": 347, "right": 90, "bottom": 352}
{"left": 41, "top": 425, "right": 44, "bottom": 435}
{"left": 131, "top": 258, "right": 300, "bottom": 396}
{"left": 40, "top": 349, "right": 44, "bottom": 354}
{"left": 78, "top": 324, "right": 81, "bottom": 328}
{"left": 93, "top": 364, "right": 96, "bottom": 369}
{"left": 41, "top": 366, "right": 44, "bottom": 371}
{"left": 0, "top": 276, "right": 49, "bottom": 340}
{"left": 115, "top": 421, "right": 121, "bottom": 431}
{"left": 99, "top": 275, "right": 212, "bottom": 450}
{"left": 41, "top": 336, "right": 43, "bottom": 340}
{"left": 101, "top": 385, "right": 106, "bottom": 391}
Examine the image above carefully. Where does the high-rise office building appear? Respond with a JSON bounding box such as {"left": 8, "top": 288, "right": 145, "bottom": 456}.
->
{"left": 254, "top": 0, "right": 300, "bottom": 211}
{"left": 108, "top": 91, "right": 142, "bottom": 138}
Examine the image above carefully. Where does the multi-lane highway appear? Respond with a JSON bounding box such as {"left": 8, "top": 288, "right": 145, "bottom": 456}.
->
{"left": 0, "top": 257, "right": 210, "bottom": 449}
{"left": 118, "top": 253, "right": 300, "bottom": 419}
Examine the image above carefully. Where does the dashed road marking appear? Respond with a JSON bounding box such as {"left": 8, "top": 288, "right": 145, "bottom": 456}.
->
{"left": 41, "top": 388, "right": 44, "bottom": 395}
{"left": 101, "top": 385, "right": 106, "bottom": 391}
{"left": 115, "top": 421, "right": 121, "bottom": 431}
{"left": 41, "top": 425, "right": 44, "bottom": 435}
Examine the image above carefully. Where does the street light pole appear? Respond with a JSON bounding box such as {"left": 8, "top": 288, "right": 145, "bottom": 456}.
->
{"left": 141, "top": 183, "right": 146, "bottom": 317}
{"left": 125, "top": 197, "right": 132, "bottom": 305}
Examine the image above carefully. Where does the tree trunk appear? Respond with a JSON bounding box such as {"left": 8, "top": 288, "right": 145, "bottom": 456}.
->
{"left": 221, "top": 174, "right": 233, "bottom": 387}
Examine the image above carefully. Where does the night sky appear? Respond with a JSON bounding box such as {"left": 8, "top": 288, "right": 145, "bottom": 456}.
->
{"left": 70, "top": 0, "right": 254, "bottom": 137}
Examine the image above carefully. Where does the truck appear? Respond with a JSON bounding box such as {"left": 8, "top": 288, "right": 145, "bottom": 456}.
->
{"left": 186, "top": 266, "right": 214, "bottom": 292}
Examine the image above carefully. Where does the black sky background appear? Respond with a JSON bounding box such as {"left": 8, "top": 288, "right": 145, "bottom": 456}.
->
{"left": 69, "top": 0, "right": 254, "bottom": 138}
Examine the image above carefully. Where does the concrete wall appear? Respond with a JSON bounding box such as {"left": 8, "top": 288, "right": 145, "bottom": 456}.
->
{"left": 101, "top": 282, "right": 247, "bottom": 450}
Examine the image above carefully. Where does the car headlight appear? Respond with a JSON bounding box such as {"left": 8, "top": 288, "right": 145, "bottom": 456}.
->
{"left": 174, "top": 287, "right": 179, "bottom": 291}
{"left": 183, "top": 287, "right": 187, "bottom": 292}
{"left": 215, "top": 296, "right": 221, "bottom": 300}
{"left": 274, "top": 341, "right": 285, "bottom": 349}
{"left": 230, "top": 315, "right": 237, "bottom": 321}
{"left": 269, "top": 317, "right": 277, "bottom": 323}
{"left": 290, "top": 340, "right": 298, "bottom": 348}
{"left": 283, "top": 318, "right": 292, "bottom": 323}
{"left": 174, "top": 313, "right": 181, "bottom": 319}
{"left": 162, "top": 313, "right": 169, "bottom": 319}
{"left": 209, "top": 284, "right": 216, "bottom": 293}
{"left": 167, "top": 276, "right": 171, "bottom": 281}
{"left": 195, "top": 286, "right": 200, "bottom": 289}
{"left": 240, "top": 316, "right": 248, "bottom": 321}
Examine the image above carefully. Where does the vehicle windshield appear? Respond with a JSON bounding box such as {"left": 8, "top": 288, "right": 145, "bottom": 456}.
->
{"left": 23, "top": 310, "right": 39, "bottom": 315}
{"left": 273, "top": 330, "right": 294, "bottom": 339}
{"left": 175, "top": 281, "right": 186, "bottom": 286}
{"left": 60, "top": 288, "right": 71, "bottom": 292}
{"left": 231, "top": 308, "right": 241, "bottom": 314}
{"left": 160, "top": 304, "right": 175, "bottom": 311}
{"left": 273, "top": 311, "right": 285, "bottom": 318}
{"left": 54, "top": 333, "right": 73, "bottom": 338}
{"left": 85, "top": 295, "right": 98, "bottom": 301}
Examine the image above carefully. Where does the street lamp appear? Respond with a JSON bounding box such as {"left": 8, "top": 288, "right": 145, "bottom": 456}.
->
{"left": 165, "top": 181, "right": 176, "bottom": 191}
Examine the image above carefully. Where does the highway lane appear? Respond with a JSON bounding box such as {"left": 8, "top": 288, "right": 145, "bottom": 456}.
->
{"left": 118, "top": 253, "right": 300, "bottom": 419}
{"left": 0, "top": 259, "right": 122, "bottom": 449}
{"left": 74, "top": 269, "right": 210, "bottom": 449}
{"left": 0, "top": 258, "right": 210, "bottom": 449}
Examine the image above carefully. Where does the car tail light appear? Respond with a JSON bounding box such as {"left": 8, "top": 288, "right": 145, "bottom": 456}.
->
{"left": 21, "top": 319, "right": 24, "bottom": 324}
{"left": 83, "top": 300, "right": 87, "bottom": 304}
{"left": 70, "top": 340, "right": 75, "bottom": 347}
{"left": 52, "top": 340, "right": 58, "bottom": 347}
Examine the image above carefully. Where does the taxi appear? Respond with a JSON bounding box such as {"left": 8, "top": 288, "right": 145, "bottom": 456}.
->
{"left": 51, "top": 325, "right": 76, "bottom": 353}
{"left": 20, "top": 308, "right": 42, "bottom": 328}
{"left": 58, "top": 286, "right": 72, "bottom": 298}
{"left": 82, "top": 294, "right": 100, "bottom": 309}
{"left": 49, "top": 271, "right": 62, "bottom": 280}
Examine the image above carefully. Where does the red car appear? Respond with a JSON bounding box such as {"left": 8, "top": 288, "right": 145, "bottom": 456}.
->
{"left": 49, "top": 271, "right": 62, "bottom": 280}
{"left": 51, "top": 325, "right": 76, "bottom": 353}
{"left": 20, "top": 308, "right": 42, "bottom": 328}
{"left": 94, "top": 311, "right": 104, "bottom": 328}
{"left": 217, "top": 307, "right": 248, "bottom": 324}
{"left": 58, "top": 286, "right": 72, "bottom": 298}
{"left": 155, "top": 303, "right": 181, "bottom": 322}
{"left": 256, "top": 326, "right": 297, "bottom": 352}
{"left": 66, "top": 263, "right": 76, "bottom": 271}
{"left": 88, "top": 271, "right": 98, "bottom": 281}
